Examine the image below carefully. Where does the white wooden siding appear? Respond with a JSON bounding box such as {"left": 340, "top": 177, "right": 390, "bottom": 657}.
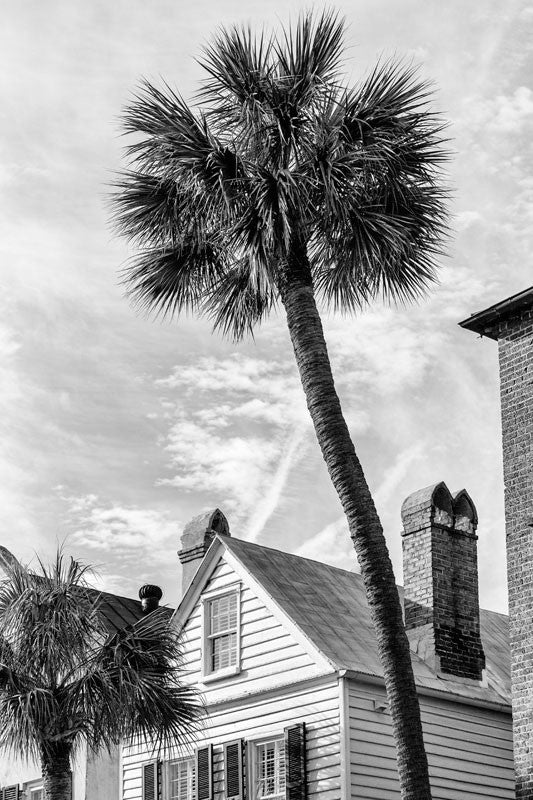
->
{"left": 179, "top": 558, "right": 326, "bottom": 703}
{"left": 122, "top": 677, "right": 341, "bottom": 800}
{"left": 122, "top": 555, "right": 338, "bottom": 800}
{"left": 347, "top": 681, "right": 514, "bottom": 799}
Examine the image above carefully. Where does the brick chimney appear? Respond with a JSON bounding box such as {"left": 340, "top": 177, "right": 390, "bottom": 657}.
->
{"left": 460, "top": 287, "right": 533, "bottom": 799}
{"left": 401, "top": 481, "right": 485, "bottom": 680}
{"left": 178, "top": 508, "right": 230, "bottom": 594}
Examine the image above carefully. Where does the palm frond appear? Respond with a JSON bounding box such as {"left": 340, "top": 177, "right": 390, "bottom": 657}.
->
{"left": 122, "top": 240, "right": 226, "bottom": 319}
{"left": 122, "top": 82, "right": 243, "bottom": 213}
{"left": 74, "top": 608, "right": 200, "bottom": 755}
{"left": 275, "top": 9, "right": 345, "bottom": 91}
{"left": 206, "top": 257, "right": 277, "bottom": 340}
{"left": 199, "top": 24, "right": 273, "bottom": 109}
{"left": 312, "top": 183, "right": 447, "bottom": 310}
{"left": 110, "top": 172, "right": 190, "bottom": 247}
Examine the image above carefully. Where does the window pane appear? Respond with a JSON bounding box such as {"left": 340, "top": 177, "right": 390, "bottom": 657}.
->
{"left": 211, "top": 631, "right": 237, "bottom": 671}
{"left": 209, "top": 593, "right": 237, "bottom": 635}
{"left": 255, "top": 740, "right": 285, "bottom": 800}
{"left": 168, "top": 758, "right": 195, "bottom": 800}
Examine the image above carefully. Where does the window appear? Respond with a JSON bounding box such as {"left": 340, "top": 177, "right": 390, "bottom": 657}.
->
{"left": 252, "top": 739, "right": 285, "bottom": 800}
{"left": 22, "top": 779, "right": 43, "bottom": 800}
{"left": 202, "top": 585, "right": 241, "bottom": 679}
{"left": 166, "top": 758, "right": 195, "bottom": 800}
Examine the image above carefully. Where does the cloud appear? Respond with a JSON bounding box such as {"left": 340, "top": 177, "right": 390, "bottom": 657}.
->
{"left": 454, "top": 211, "right": 484, "bottom": 231}
{"left": 295, "top": 517, "right": 355, "bottom": 571}
{"left": 491, "top": 86, "right": 533, "bottom": 133}
{"left": 67, "top": 495, "right": 178, "bottom": 558}
{"left": 156, "top": 354, "right": 313, "bottom": 538}
{"left": 297, "top": 443, "right": 425, "bottom": 573}
{"left": 0, "top": 316, "right": 45, "bottom": 556}
{"left": 246, "top": 424, "right": 310, "bottom": 542}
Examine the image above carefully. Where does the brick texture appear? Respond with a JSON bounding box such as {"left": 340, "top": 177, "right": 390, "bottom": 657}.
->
{"left": 494, "top": 305, "right": 533, "bottom": 799}
{"left": 401, "top": 483, "right": 485, "bottom": 680}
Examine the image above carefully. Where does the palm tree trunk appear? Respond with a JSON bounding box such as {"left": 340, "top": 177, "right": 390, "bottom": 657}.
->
{"left": 278, "top": 254, "right": 432, "bottom": 800}
{"left": 40, "top": 742, "right": 72, "bottom": 800}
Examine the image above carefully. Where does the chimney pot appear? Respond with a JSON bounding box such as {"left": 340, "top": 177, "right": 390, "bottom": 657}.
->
{"left": 138, "top": 584, "right": 163, "bottom": 613}
{"left": 178, "top": 509, "right": 230, "bottom": 596}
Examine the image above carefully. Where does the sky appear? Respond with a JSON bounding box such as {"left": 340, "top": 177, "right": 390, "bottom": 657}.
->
{"left": 1, "top": 0, "right": 532, "bottom": 612}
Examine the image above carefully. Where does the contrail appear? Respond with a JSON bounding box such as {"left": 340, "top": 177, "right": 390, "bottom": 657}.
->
{"left": 246, "top": 425, "right": 308, "bottom": 543}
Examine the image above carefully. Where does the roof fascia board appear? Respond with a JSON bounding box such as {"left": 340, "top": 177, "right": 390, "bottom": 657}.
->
{"left": 204, "top": 671, "right": 337, "bottom": 712}
{"left": 221, "top": 547, "right": 334, "bottom": 675}
{"left": 172, "top": 538, "right": 226, "bottom": 629}
{"left": 459, "top": 286, "right": 533, "bottom": 338}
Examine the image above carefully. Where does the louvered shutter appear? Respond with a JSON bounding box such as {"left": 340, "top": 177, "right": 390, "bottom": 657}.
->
{"left": 3, "top": 787, "right": 19, "bottom": 800}
{"left": 196, "top": 744, "right": 213, "bottom": 800}
{"left": 142, "top": 760, "right": 159, "bottom": 800}
{"left": 224, "top": 739, "right": 245, "bottom": 800}
{"left": 284, "top": 723, "right": 306, "bottom": 800}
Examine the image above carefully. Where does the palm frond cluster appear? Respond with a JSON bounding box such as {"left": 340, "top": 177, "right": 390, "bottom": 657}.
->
{"left": 112, "top": 11, "right": 449, "bottom": 338}
{"left": 0, "top": 554, "right": 199, "bottom": 762}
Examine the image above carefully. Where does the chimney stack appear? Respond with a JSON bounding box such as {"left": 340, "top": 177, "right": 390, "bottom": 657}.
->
{"left": 401, "top": 481, "right": 485, "bottom": 680}
{"left": 460, "top": 287, "right": 533, "bottom": 798}
{"left": 178, "top": 509, "right": 230, "bottom": 595}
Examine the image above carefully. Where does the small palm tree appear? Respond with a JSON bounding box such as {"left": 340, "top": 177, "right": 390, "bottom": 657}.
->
{"left": 0, "top": 552, "right": 199, "bottom": 800}
{"left": 112, "top": 12, "right": 448, "bottom": 799}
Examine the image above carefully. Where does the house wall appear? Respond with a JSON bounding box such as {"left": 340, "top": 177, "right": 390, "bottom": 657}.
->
{"left": 0, "top": 743, "right": 116, "bottom": 799}
{"left": 0, "top": 757, "right": 41, "bottom": 796}
{"left": 347, "top": 679, "right": 514, "bottom": 799}
{"left": 86, "top": 746, "right": 120, "bottom": 800}
{"left": 122, "top": 675, "right": 341, "bottom": 800}
{"left": 122, "top": 554, "right": 340, "bottom": 800}
{"left": 179, "top": 556, "right": 328, "bottom": 701}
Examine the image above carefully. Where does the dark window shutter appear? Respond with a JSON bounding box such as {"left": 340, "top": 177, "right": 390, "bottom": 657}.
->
{"left": 196, "top": 744, "right": 213, "bottom": 800}
{"left": 142, "top": 760, "right": 159, "bottom": 800}
{"left": 3, "top": 787, "right": 19, "bottom": 800}
{"left": 224, "top": 739, "right": 245, "bottom": 800}
{"left": 284, "top": 723, "right": 306, "bottom": 800}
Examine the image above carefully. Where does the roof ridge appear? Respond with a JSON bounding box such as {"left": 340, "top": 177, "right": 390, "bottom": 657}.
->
{"left": 221, "top": 534, "right": 506, "bottom": 618}
{"left": 221, "top": 534, "right": 361, "bottom": 577}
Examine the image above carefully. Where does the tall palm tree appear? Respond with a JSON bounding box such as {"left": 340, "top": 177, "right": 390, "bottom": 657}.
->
{"left": 0, "top": 553, "right": 199, "bottom": 800}
{"left": 112, "top": 12, "right": 447, "bottom": 799}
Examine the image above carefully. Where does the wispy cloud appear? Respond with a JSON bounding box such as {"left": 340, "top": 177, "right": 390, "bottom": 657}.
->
{"left": 296, "top": 443, "right": 425, "bottom": 573}
{"left": 67, "top": 494, "right": 178, "bottom": 557}
{"left": 155, "top": 354, "right": 312, "bottom": 539}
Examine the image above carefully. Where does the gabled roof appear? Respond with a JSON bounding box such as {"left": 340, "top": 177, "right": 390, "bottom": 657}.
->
{"left": 189, "top": 535, "right": 511, "bottom": 708}
{"left": 91, "top": 589, "right": 145, "bottom": 633}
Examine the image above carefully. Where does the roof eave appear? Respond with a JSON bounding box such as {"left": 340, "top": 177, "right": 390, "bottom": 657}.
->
{"left": 459, "top": 286, "right": 533, "bottom": 339}
{"left": 338, "top": 668, "right": 511, "bottom": 713}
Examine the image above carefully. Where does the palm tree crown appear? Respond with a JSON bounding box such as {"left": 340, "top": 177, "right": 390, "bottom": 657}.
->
{"left": 113, "top": 11, "right": 447, "bottom": 336}
{"left": 0, "top": 553, "right": 199, "bottom": 800}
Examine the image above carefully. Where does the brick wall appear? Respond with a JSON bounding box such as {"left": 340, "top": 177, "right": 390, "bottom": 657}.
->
{"left": 401, "top": 482, "right": 485, "bottom": 680}
{"left": 496, "top": 304, "right": 533, "bottom": 799}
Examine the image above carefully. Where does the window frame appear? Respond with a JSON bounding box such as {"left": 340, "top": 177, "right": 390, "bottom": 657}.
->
{"left": 23, "top": 779, "right": 43, "bottom": 800}
{"left": 201, "top": 582, "right": 242, "bottom": 681}
{"left": 248, "top": 735, "right": 286, "bottom": 800}
{"left": 163, "top": 756, "right": 195, "bottom": 800}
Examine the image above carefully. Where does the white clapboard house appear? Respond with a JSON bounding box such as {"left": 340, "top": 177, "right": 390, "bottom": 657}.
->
{"left": 122, "top": 482, "right": 514, "bottom": 800}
